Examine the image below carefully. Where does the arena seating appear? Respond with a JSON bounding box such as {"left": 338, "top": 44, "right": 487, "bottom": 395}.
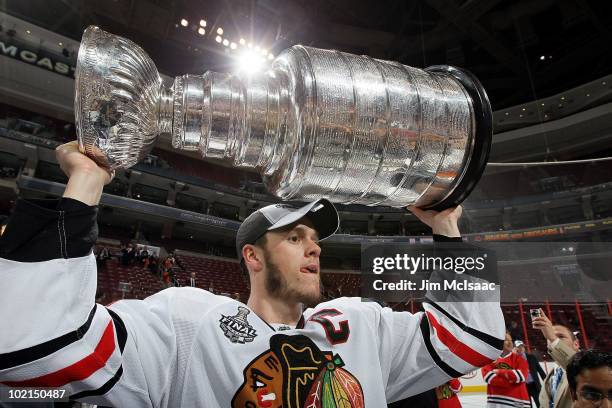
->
{"left": 95, "top": 247, "right": 165, "bottom": 303}
{"left": 173, "top": 252, "right": 249, "bottom": 300}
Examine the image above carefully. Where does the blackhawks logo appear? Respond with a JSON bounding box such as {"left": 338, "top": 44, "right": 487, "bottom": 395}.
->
{"left": 496, "top": 362, "right": 512, "bottom": 370}
{"left": 232, "top": 334, "right": 364, "bottom": 408}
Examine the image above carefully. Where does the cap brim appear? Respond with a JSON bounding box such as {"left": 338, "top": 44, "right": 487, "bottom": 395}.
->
{"left": 267, "top": 198, "right": 339, "bottom": 241}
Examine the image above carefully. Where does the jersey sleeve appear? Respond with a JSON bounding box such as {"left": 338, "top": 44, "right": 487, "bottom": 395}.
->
{"left": 0, "top": 198, "right": 205, "bottom": 407}
{"left": 377, "top": 237, "right": 505, "bottom": 403}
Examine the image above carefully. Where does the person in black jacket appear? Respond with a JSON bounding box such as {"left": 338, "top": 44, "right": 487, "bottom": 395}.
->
{"left": 515, "top": 340, "right": 546, "bottom": 407}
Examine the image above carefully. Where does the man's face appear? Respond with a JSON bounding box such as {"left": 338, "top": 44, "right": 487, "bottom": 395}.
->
{"left": 553, "top": 325, "right": 580, "bottom": 352}
{"left": 516, "top": 345, "right": 526, "bottom": 354}
{"left": 573, "top": 366, "right": 612, "bottom": 408}
{"left": 260, "top": 219, "right": 322, "bottom": 307}
{"left": 503, "top": 333, "right": 513, "bottom": 354}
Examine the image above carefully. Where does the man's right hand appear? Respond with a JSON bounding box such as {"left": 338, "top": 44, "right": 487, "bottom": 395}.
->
{"left": 56, "top": 141, "right": 113, "bottom": 206}
{"left": 532, "top": 309, "right": 557, "bottom": 344}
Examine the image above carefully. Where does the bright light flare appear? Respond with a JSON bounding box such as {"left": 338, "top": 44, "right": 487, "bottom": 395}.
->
{"left": 236, "top": 50, "right": 267, "bottom": 75}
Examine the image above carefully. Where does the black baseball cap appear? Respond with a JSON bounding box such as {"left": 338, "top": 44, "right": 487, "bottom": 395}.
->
{"left": 236, "top": 199, "right": 339, "bottom": 261}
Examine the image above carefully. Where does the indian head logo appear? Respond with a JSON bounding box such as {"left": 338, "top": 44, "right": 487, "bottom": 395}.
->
{"left": 232, "top": 334, "right": 364, "bottom": 408}
{"left": 220, "top": 306, "right": 258, "bottom": 344}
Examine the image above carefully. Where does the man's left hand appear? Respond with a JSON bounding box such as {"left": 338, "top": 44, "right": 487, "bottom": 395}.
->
{"left": 408, "top": 205, "right": 462, "bottom": 237}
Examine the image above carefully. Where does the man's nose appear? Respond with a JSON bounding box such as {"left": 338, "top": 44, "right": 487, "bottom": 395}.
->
{"left": 306, "top": 238, "right": 321, "bottom": 257}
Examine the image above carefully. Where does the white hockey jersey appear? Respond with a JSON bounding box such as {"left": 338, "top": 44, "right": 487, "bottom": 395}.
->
{"left": 0, "top": 198, "right": 505, "bottom": 407}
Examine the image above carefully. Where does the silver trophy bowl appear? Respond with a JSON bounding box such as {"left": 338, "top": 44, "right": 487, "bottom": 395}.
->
{"left": 75, "top": 26, "right": 492, "bottom": 209}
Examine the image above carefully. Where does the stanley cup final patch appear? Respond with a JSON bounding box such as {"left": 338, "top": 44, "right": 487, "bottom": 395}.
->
{"left": 219, "top": 306, "right": 258, "bottom": 344}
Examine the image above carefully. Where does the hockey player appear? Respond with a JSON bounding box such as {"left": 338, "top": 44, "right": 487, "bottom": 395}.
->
{"left": 0, "top": 141, "right": 505, "bottom": 407}
{"left": 482, "top": 331, "right": 530, "bottom": 407}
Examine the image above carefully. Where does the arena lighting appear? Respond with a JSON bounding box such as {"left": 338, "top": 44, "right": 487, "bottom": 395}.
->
{"left": 199, "top": 19, "right": 207, "bottom": 27}
{"left": 236, "top": 50, "right": 265, "bottom": 75}
{"left": 239, "top": 38, "right": 245, "bottom": 45}
{"left": 58, "top": 42, "right": 63, "bottom": 46}
{"left": 215, "top": 35, "right": 222, "bottom": 43}
{"left": 217, "top": 27, "right": 223, "bottom": 35}
{"left": 198, "top": 27, "right": 205, "bottom": 35}
{"left": 26, "top": 29, "right": 31, "bottom": 34}
{"left": 268, "top": 54, "right": 274, "bottom": 60}
{"left": 230, "top": 42, "right": 237, "bottom": 50}
{"left": 180, "top": 18, "right": 188, "bottom": 27}
{"left": 222, "top": 38, "right": 229, "bottom": 46}
{"left": 540, "top": 55, "right": 545, "bottom": 60}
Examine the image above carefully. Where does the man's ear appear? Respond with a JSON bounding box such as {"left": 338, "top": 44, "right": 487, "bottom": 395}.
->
{"left": 243, "top": 244, "right": 264, "bottom": 273}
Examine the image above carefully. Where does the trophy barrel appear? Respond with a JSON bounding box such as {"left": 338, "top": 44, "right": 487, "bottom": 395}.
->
{"left": 261, "top": 46, "right": 492, "bottom": 209}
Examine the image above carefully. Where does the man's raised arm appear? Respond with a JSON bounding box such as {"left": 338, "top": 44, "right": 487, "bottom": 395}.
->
{"left": 0, "top": 142, "right": 180, "bottom": 407}
{"left": 379, "top": 205, "right": 505, "bottom": 403}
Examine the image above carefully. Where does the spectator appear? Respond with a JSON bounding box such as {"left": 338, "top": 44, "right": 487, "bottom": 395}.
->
{"left": 162, "top": 269, "right": 171, "bottom": 287}
{"left": 139, "top": 246, "right": 149, "bottom": 264}
{"left": 121, "top": 243, "right": 136, "bottom": 266}
{"left": 147, "top": 255, "right": 158, "bottom": 276}
{"left": 509, "top": 320, "right": 522, "bottom": 341}
{"left": 533, "top": 309, "right": 580, "bottom": 408}
{"left": 515, "top": 340, "right": 546, "bottom": 407}
{"left": 170, "top": 270, "right": 180, "bottom": 287}
{"left": 482, "top": 331, "right": 530, "bottom": 407}
{"left": 162, "top": 254, "right": 174, "bottom": 273}
{"left": 189, "top": 271, "right": 196, "bottom": 287}
{"left": 566, "top": 350, "right": 612, "bottom": 408}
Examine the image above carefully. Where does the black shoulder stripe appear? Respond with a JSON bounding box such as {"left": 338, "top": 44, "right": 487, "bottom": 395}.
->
{"left": 107, "top": 308, "right": 127, "bottom": 353}
{"left": 424, "top": 299, "right": 504, "bottom": 351}
{"left": 419, "top": 314, "right": 463, "bottom": 378}
{"left": 70, "top": 365, "right": 123, "bottom": 400}
{"left": 0, "top": 305, "right": 97, "bottom": 370}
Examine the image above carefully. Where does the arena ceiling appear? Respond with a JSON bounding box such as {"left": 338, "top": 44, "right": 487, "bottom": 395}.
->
{"left": 3, "top": 0, "right": 612, "bottom": 111}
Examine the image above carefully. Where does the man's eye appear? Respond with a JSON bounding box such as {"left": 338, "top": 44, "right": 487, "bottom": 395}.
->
{"left": 288, "top": 236, "right": 299, "bottom": 242}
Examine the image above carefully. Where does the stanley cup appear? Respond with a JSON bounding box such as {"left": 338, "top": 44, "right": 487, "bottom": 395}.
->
{"left": 75, "top": 26, "right": 492, "bottom": 209}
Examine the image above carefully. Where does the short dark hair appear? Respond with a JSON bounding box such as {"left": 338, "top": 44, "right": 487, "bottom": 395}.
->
{"left": 239, "top": 234, "right": 268, "bottom": 280}
{"left": 566, "top": 350, "right": 612, "bottom": 394}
